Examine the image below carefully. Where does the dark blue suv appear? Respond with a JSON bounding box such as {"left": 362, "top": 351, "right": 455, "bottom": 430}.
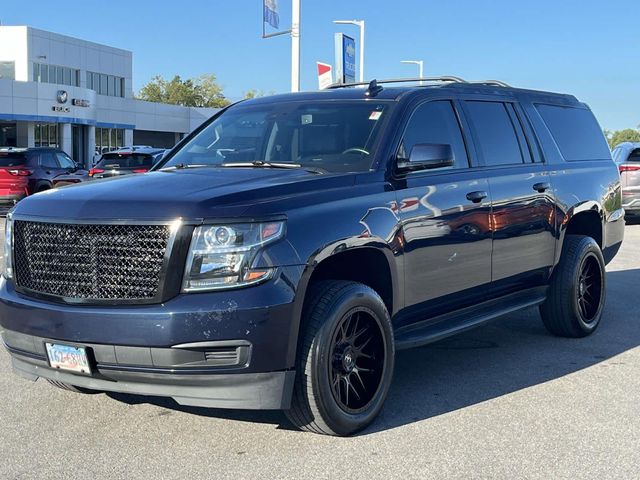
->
{"left": 0, "top": 78, "right": 624, "bottom": 435}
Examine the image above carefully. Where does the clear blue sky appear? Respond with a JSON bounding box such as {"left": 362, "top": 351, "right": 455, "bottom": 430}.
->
{"left": 2, "top": 0, "right": 638, "bottom": 130}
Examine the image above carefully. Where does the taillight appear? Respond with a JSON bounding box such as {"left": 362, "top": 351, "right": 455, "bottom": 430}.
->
{"left": 88, "top": 168, "right": 105, "bottom": 177}
{"left": 619, "top": 165, "right": 640, "bottom": 173}
{"left": 132, "top": 168, "right": 148, "bottom": 174}
{"left": 8, "top": 169, "right": 31, "bottom": 176}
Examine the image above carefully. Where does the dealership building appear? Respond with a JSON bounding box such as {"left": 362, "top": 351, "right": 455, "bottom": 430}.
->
{"left": 0, "top": 26, "right": 218, "bottom": 166}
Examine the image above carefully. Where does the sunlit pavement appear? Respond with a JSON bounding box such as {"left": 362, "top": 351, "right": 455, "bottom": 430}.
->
{"left": 1, "top": 222, "right": 639, "bottom": 479}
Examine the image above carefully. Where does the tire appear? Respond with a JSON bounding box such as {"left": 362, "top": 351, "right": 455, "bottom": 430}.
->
{"left": 285, "top": 281, "right": 395, "bottom": 436}
{"left": 46, "top": 379, "right": 100, "bottom": 394}
{"left": 540, "top": 234, "right": 606, "bottom": 338}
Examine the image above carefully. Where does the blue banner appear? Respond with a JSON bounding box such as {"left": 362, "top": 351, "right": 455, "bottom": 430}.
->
{"left": 343, "top": 35, "right": 356, "bottom": 83}
{"left": 263, "top": 0, "right": 280, "bottom": 29}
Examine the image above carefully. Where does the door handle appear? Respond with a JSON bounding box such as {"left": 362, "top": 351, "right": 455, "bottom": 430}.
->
{"left": 466, "top": 191, "right": 488, "bottom": 203}
{"left": 533, "top": 182, "right": 550, "bottom": 193}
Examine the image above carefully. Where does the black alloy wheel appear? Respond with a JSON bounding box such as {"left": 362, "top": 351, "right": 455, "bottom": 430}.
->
{"left": 540, "top": 234, "right": 606, "bottom": 337}
{"left": 329, "top": 308, "right": 385, "bottom": 413}
{"left": 576, "top": 253, "right": 603, "bottom": 323}
{"left": 286, "top": 280, "right": 394, "bottom": 436}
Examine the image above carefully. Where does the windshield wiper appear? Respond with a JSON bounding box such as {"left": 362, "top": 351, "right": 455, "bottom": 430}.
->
{"left": 222, "top": 161, "right": 325, "bottom": 174}
{"left": 222, "top": 161, "right": 301, "bottom": 169}
{"left": 158, "top": 163, "right": 209, "bottom": 171}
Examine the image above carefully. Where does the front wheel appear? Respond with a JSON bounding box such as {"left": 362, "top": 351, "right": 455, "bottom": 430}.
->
{"left": 286, "top": 281, "right": 394, "bottom": 436}
{"left": 540, "top": 235, "right": 606, "bottom": 337}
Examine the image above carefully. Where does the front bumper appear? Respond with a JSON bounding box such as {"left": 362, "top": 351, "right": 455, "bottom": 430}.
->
{"left": 9, "top": 348, "right": 295, "bottom": 409}
{"left": 0, "top": 265, "right": 304, "bottom": 409}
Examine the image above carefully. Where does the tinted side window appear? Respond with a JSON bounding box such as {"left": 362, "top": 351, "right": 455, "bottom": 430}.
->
{"left": 399, "top": 100, "right": 468, "bottom": 169}
{"left": 39, "top": 152, "right": 59, "bottom": 168}
{"left": 536, "top": 104, "right": 611, "bottom": 161}
{"left": 56, "top": 152, "right": 75, "bottom": 169}
{"left": 465, "top": 101, "right": 525, "bottom": 166}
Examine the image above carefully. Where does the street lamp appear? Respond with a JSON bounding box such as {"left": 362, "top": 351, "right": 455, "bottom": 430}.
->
{"left": 401, "top": 60, "right": 424, "bottom": 84}
{"left": 333, "top": 20, "right": 365, "bottom": 83}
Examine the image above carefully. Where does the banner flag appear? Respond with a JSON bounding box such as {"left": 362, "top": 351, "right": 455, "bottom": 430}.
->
{"left": 317, "top": 62, "right": 333, "bottom": 89}
{"left": 263, "top": 0, "right": 280, "bottom": 29}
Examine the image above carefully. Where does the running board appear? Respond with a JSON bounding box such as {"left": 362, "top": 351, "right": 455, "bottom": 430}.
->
{"left": 394, "top": 287, "right": 548, "bottom": 350}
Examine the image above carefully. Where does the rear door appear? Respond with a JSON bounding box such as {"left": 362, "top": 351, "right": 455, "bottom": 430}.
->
{"left": 393, "top": 99, "right": 493, "bottom": 327}
{"left": 461, "top": 99, "right": 556, "bottom": 294}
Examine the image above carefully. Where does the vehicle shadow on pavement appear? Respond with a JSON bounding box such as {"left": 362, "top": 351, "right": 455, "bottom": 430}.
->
{"left": 106, "top": 268, "right": 639, "bottom": 436}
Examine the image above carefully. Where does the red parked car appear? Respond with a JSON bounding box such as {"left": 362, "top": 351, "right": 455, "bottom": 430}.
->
{"left": 0, "top": 147, "right": 86, "bottom": 213}
{"left": 0, "top": 150, "right": 29, "bottom": 212}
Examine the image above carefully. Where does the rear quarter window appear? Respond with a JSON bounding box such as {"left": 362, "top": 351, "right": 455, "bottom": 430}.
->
{"left": 0, "top": 152, "right": 26, "bottom": 167}
{"left": 535, "top": 104, "right": 611, "bottom": 161}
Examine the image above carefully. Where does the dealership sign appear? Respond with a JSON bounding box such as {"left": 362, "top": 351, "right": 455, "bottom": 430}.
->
{"left": 334, "top": 33, "right": 356, "bottom": 84}
{"left": 72, "top": 98, "right": 90, "bottom": 107}
{"left": 56, "top": 90, "right": 68, "bottom": 104}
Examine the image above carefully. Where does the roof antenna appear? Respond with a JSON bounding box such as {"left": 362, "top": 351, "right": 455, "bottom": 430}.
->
{"left": 365, "top": 79, "right": 383, "bottom": 97}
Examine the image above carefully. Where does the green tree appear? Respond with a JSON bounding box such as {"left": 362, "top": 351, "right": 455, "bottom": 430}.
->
{"left": 606, "top": 128, "right": 640, "bottom": 148}
{"left": 243, "top": 89, "right": 264, "bottom": 99}
{"left": 136, "top": 74, "right": 230, "bottom": 108}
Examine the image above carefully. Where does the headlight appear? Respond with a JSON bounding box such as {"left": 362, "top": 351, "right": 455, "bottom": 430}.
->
{"left": 183, "top": 221, "right": 285, "bottom": 292}
{"left": 3, "top": 214, "right": 13, "bottom": 279}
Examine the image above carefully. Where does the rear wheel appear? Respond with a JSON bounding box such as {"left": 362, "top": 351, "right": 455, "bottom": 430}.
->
{"left": 286, "top": 281, "right": 394, "bottom": 436}
{"left": 540, "top": 235, "right": 606, "bottom": 337}
{"left": 46, "top": 379, "right": 100, "bottom": 394}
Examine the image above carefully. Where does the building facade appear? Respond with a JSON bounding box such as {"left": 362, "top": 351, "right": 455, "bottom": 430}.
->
{"left": 0, "top": 26, "right": 218, "bottom": 166}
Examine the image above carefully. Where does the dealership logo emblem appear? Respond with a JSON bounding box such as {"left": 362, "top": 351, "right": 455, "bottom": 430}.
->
{"left": 57, "top": 90, "right": 68, "bottom": 104}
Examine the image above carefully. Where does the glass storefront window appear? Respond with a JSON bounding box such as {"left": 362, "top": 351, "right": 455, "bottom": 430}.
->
{"left": 95, "top": 127, "right": 125, "bottom": 152}
{"left": 31, "top": 63, "right": 79, "bottom": 86}
{"left": 0, "top": 122, "right": 17, "bottom": 147}
{"left": 34, "top": 123, "right": 59, "bottom": 148}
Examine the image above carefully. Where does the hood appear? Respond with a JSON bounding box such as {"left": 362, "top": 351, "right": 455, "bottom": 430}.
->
{"left": 14, "top": 167, "right": 356, "bottom": 221}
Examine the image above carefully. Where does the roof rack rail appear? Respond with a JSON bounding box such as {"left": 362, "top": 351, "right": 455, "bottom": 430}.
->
{"left": 327, "top": 76, "right": 511, "bottom": 90}
{"left": 326, "top": 76, "right": 468, "bottom": 89}
{"left": 469, "top": 80, "right": 511, "bottom": 87}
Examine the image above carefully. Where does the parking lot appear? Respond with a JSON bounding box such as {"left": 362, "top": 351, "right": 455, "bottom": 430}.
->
{"left": 0, "top": 222, "right": 638, "bottom": 479}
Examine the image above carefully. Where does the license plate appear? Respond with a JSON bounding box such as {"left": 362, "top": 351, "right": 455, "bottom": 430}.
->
{"left": 45, "top": 343, "right": 91, "bottom": 374}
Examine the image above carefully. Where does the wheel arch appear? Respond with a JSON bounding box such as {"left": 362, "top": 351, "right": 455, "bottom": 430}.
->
{"left": 285, "top": 242, "right": 401, "bottom": 369}
{"left": 555, "top": 202, "right": 604, "bottom": 267}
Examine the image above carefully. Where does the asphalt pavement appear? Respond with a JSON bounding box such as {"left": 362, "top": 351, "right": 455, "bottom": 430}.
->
{"left": 1, "top": 222, "right": 639, "bottom": 479}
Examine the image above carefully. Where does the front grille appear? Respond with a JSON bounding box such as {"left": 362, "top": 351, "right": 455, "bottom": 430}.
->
{"left": 13, "top": 221, "right": 172, "bottom": 301}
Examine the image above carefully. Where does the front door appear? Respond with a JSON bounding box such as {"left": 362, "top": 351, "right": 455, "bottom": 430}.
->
{"left": 394, "top": 99, "right": 493, "bottom": 328}
{"left": 461, "top": 100, "right": 556, "bottom": 294}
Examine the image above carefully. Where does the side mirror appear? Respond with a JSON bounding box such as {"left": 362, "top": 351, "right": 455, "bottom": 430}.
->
{"left": 397, "top": 143, "right": 454, "bottom": 172}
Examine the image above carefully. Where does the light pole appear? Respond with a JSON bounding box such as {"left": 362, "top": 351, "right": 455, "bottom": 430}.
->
{"left": 401, "top": 60, "right": 424, "bottom": 84}
{"left": 333, "top": 20, "right": 365, "bottom": 83}
{"left": 291, "top": 0, "right": 301, "bottom": 92}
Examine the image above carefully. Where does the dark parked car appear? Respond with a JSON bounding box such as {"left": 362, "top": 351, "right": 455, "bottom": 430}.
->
{"left": 612, "top": 142, "right": 640, "bottom": 217}
{"left": 88, "top": 147, "right": 166, "bottom": 179}
{"left": 0, "top": 78, "right": 624, "bottom": 436}
{"left": 0, "top": 147, "right": 85, "bottom": 210}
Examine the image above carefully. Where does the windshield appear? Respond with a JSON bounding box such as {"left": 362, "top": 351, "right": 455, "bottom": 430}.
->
{"left": 160, "top": 101, "right": 391, "bottom": 174}
{"left": 98, "top": 153, "right": 155, "bottom": 169}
